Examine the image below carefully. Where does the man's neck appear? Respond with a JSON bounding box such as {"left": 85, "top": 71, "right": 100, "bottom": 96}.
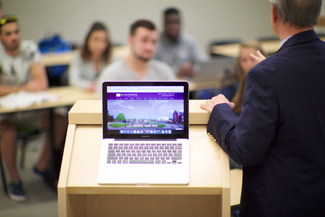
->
{"left": 125, "top": 54, "right": 149, "bottom": 79}
{"left": 2, "top": 43, "right": 20, "bottom": 57}
{"left": 164, "top": 32, "right": 179, "bottom": 43}
{"left": 277, "top": 23, "right": 314, "bottom": 41}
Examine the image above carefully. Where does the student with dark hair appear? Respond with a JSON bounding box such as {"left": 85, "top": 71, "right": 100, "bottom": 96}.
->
{"left": 98, "top": 19, "right": 175, "bottom": 96}
{"left": 155, "top": 7, "right": 207, "bottom": 78}
{"left": 69, "top": 22, "right": 113, "bottom": 91}
{"left": 0, "top": 15, "right": 48, "bottom": 202}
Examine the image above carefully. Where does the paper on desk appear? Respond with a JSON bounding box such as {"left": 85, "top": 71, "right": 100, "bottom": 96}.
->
{"left": 0, "top": 91, "right": 58, "bottom": 110}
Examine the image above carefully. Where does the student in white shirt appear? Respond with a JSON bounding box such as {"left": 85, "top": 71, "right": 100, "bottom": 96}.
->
{"left": 0, "top": 15, "right": 48, "bottom": 202}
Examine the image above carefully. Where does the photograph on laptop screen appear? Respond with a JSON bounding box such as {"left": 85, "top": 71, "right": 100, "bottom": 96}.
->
{"left": 106, "top": 89, "right": 184, "bottom": 135}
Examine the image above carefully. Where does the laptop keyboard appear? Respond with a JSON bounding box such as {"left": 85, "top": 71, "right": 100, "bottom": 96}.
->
{"left": 107, "top": 143, "right": 182, "bottom": 164}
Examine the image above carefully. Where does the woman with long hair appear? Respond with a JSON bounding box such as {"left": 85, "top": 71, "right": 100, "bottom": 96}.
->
{"left": 221, "top": 40, "right": 266, "bottom": 114}
{"left": 69, "top": 22, "right": 113, "bottom": 91}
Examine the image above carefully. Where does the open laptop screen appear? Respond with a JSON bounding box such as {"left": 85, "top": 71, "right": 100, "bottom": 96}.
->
{"left": 102, "top": 81, "right": 189, "bottom": 139}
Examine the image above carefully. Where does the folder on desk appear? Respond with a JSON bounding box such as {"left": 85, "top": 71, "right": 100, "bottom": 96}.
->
{"left": 97, "top": 81, "right": 190, "bottom": 185}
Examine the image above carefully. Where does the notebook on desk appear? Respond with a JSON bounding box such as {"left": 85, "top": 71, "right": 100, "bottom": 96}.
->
{"left": 97, "top": 81, "right": 190, "bottom": 185}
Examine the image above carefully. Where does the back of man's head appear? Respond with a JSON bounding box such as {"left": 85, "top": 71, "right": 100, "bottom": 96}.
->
{"left": 130, "top": 20, "right": 156, "bottom": 36}
{"left": 269, "top": 0, "right": 322, "bottom": 28}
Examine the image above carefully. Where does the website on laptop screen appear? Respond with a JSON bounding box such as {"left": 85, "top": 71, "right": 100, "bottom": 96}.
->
{"left": 105, "top": 86, "right": 185, "bottom": 136}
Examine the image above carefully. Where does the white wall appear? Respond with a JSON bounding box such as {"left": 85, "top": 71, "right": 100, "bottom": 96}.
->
{"left": 2, "top": 0, "right": 325, "bottom": 54}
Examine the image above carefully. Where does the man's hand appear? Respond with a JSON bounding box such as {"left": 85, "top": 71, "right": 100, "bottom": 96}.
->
{"left": 87, "top": 81, "right": 97, "bottom": 92}
{"left": 177, "top": 62, "right": 196, "bottom": 78}
{"left": 250, "top": 50, "right": 266, "bottom": 63}
{"left": 200, "top": 94, "right": 235, "bottom": 114}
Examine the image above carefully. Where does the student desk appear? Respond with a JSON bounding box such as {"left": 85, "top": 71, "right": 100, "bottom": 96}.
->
{"left": 41, "top": 46, "right": 129, "bottom": 67}
{"left": 58, "top": 100, "right": 231, "bottom": 217}
{"left": 211, "top": 40, "right": 281, "bottom": 58}
{"left": 0, "top": 86, "right": 98, "bottom": 114}
{"left": 211, "top": 37, "right": 325, "bottom": 58}
{"left": 0, "top": 86, "right": 98, "bottom": 186}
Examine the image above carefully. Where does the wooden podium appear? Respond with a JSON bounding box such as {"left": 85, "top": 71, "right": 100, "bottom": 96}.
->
{"left": 58, "top": 100, "right": 230, "bottom": 217}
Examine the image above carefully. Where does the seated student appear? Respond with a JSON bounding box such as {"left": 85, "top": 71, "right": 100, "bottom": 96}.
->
{"left": 69, "top": 22, "right": 113, "bottom": 91}
{"left": 220, "top": 40, "right": 266, "bottom": 114}
{"left": 0, "top": 15, "right": 49, "bottom": 201}
{"left": 155, "top": 7, "right": 207, "bottom": 78}
{"left": 98, "top": 19, "right": 175, "bottom": 95}
{"left": 218, "top": 41, "right": 266, "bottom": 170}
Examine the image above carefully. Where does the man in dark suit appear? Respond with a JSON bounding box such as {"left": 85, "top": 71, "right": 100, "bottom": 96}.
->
{"left": 201, "top": 0, "right": 325, "bottom": 216}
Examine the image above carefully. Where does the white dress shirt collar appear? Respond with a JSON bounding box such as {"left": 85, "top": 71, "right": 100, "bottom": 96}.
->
{"left": 279, "top": 35, "right": 293, "bottom": 48}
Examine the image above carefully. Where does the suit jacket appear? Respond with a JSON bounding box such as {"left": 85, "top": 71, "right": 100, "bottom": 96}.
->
{"left": 207, "top": 30, "right": 325, "bottom": 217}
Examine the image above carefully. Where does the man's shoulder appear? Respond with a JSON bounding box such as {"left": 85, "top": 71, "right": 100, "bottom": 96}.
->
{"left": 149, "top": 59, "right": 175, "bottom": 79}
{"left": 101, "top": 59, "right": 126, "bottom": 78}
{"left": 19, "top": 40, "right": 41, "bottom": 60}
{"left": 180, "top": 34, "right": 197, "bottom": 45}
{"left": 149, "top": 59, "right": 172, "bottom": 70}
{"left": 20, "top": 40, "right": 39, "bottom": 52}
{"left": 104, "top": 59, "right": 125, "bottom": 71}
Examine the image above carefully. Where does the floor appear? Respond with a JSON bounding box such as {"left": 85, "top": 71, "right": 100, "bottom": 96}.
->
{"left": 0, "top": 137, "right": 58, "bottom": 217}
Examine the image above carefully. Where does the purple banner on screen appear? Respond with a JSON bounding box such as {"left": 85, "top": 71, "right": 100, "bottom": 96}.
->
{"left": 107, "top": 92, "right": 184, "bottom": 100}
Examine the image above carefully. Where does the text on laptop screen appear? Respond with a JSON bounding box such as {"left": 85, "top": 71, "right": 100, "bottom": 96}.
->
{"left": 106, "top": 86, "right": 184, "bottom": 135}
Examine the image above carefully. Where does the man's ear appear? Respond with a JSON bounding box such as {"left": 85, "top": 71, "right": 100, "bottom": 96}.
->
{"left": 271, "top": 4, "right": 278, "bottom": 24}
{"left": 127, "top": 35, "right": 133, "bottom": 46}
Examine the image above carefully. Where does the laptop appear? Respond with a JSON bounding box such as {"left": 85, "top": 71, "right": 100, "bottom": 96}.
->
{"left": 192, "top": 57, "right": 235, "bottom": 82}
{"left": 97, "top": 81, "right": 190, "bottom": 185}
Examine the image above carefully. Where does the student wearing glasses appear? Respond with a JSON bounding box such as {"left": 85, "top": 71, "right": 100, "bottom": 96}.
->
{"left": 68, "top": 22, "right": 113, "bottom": 92}
{"left": 0, "top": 15, "right": 50, "bottom": 202}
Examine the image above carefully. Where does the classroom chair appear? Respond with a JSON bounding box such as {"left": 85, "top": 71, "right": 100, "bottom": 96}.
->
{"left": 0, "top": 129, "right": 43, "bottom": 195}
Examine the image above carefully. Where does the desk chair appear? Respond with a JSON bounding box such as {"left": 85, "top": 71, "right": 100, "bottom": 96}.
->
{"left": 209, "top": 39, "right": 242, "bottom": 58}
{"left": 0, "top": 129, "right": 43, "bottom": 195}
{"left": 17, "top": 129, "right": 44, "bottom": 169}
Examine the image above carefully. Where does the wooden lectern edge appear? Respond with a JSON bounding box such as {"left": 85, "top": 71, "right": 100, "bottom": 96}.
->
{"left": 66, "top": 186, "right": 223, "bottom": 195}
{"left": 68, "top": 100, "right": 210, "bottom": 125}
{"left": 221, "top": 148, "right": 231, "bottom": 217}
{"left": 58, "top": 124, "right": 76, "bottom": 217}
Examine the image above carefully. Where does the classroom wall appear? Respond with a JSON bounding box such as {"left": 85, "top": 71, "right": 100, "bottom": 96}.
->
{"left": 2, "top": 0, "right": 325, "bottom": 55}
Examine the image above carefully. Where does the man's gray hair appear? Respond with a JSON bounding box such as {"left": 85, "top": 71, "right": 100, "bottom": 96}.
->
{"left": 269, "top": 0, "right": 322, "bottom": 28}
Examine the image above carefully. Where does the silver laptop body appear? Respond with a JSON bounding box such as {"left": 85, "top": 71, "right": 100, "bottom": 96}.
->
{"left": 97, "top": 81, "right": 190, "bottom": 185}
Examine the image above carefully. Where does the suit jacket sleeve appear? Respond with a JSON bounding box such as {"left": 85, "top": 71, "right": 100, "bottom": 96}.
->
{"left": 207, "top": 67, "right": 279, "bottom": 166}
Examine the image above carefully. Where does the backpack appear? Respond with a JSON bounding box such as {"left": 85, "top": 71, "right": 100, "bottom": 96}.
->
{"left": 38, "top": 35, "right": 72, "bottom": 79}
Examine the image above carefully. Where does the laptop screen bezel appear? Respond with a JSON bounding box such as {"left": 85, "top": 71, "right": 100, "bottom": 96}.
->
{"left": 102, "top": 81, "right": 189, "bottom": 140}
